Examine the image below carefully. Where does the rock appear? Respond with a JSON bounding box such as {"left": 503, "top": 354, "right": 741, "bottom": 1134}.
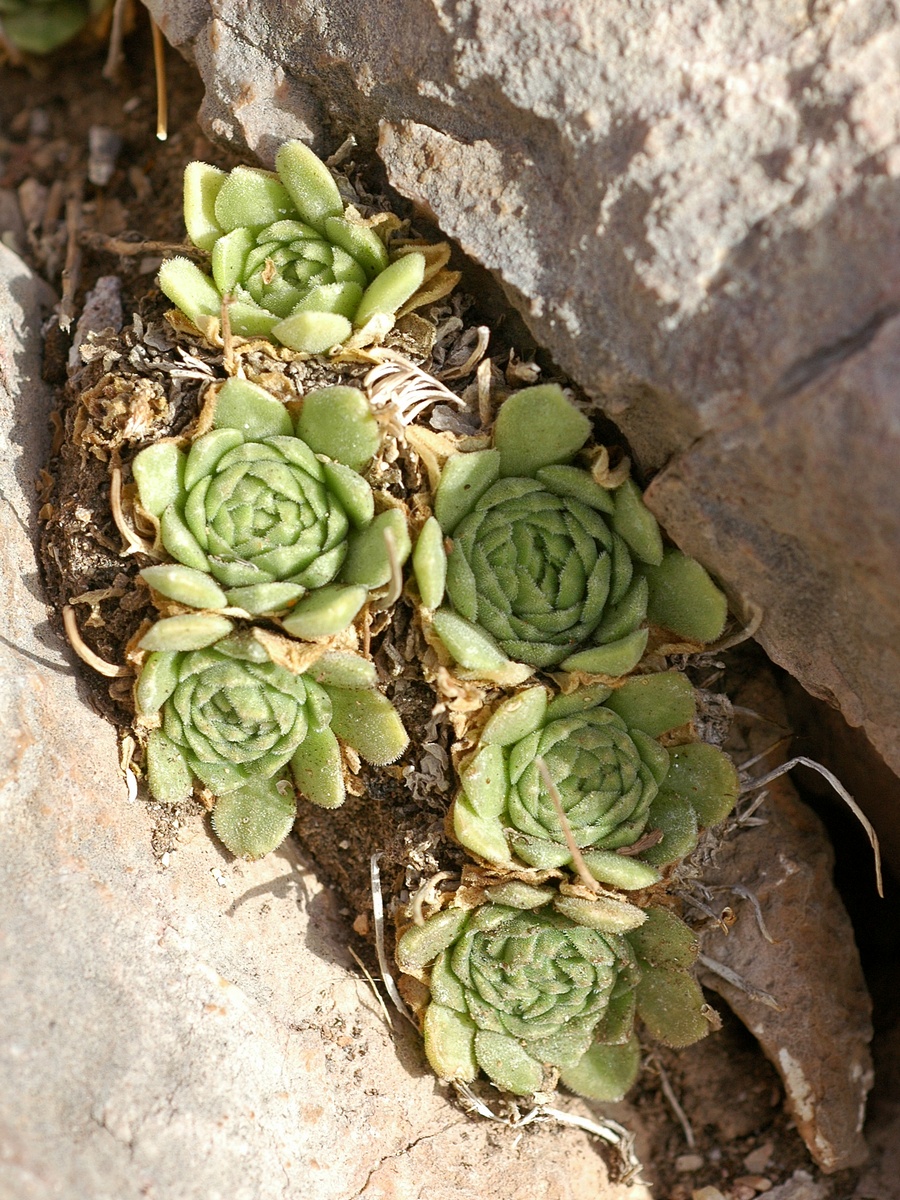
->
{"left": 761, "top": 1171, "right": 828, "bottom": 1200}
{"left": 697, "top": 676, "right": 873, "bottom": 1173}
{"left": 145, "top": 0, "right": 900, "bottom": 781}
{"left": 0, "top": 249, "right": 644, "bottom": 1200}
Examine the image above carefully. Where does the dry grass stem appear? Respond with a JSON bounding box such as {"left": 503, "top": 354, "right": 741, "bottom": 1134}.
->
{"left": 102, "top": 0, "right": 128, "bottom": 80}
{"left": 535, "top": 756, "right": 601, "bottom": 893}
{"left": 741, "top": 756, "right": 883, "bottom": 897}
{"left": 698, "top": 953, "right": 783, "bottom": 1011}
{"left": 346, "top": 945, "right": 394, "bottom": 1029}
{"left": 370, "top": 853, "right": 417, "bottom": 1027}
{"left": 650, "top": 1053, "right": 696, "bottom": 1148}
{"left": 110, "top": 465, "right": 157, "bottom": 556}
{"left": 150, "top": 16, "right": 168, "bottom": 141}
{"left": 62, "top": 605, "right": 129, "bottom": 678}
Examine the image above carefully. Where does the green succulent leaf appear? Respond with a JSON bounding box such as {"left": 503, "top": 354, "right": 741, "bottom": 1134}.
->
{"left": 578, "top": 850, "right": 662, "bottom": 891}
{"left": 211, "top": 377, "right": 293, "bottom": 439}
{"left": 639, "top": 792, "right": 699, "bottom": 866}
{"left": 340, "top": 509, "right": 411, "bottom": 589}
{"left": 493, "top": 384, "right": 592, "bottom": 478}
{"left": 135, "top": 651, "right": 182, "bottom": 717}
{"left": 639, "top": 547, "right": 728, "bottom": 643}
{"left": 210, "top": 775, "right": 297, "bottom": 859}
{"left": 132, "top": 441, "right": 185, "bottom": 519}
{"left": 280, "top": 584, "right": 368, "bottom": 639}
{"left": 474, "top": 1031, "right": 544, "bottom": 1094}
{"left": 353, "top": 253, "right": 426, "bottom": 328}
{"left": 423, "top": 1004, "right": 478, "bottom": 1083}
{"left": 183, "top": 161, "right": 226, "bottom": 250}
{"left": 139, "top": 613, "right": 234, "bottom": 651}
{"left": 396, "top": 909, "right": 470, "bottom": 972}
{"left": 295, "top": 386, "right": 381, "bottom": 471}
{"left": 271, "top": 312, "right": 353, "bottom": 353}
{"left": 552, "top": 894, "right": 647, "bottom": 933}
{"left": 612, "top": 478, "right": 664, "bottom": 566}
{"left": 290, "top": 726, "right": 345, "bottom": 809}
{"left": 628, "top": 906, "right": 699, "bottom": 970}
{"left": 433, "top": 448, "right": 501, "bottom": 535}
{"left": 157, "top": 257, "right": 223, "bottom": 330}
{"left": 558, "top": 1034, "right": 641, "bottom": 1102}
{"left": 140, "top": 564, "right": 228, "bottom": 611}
{"left": 146, "top": 729, "right": 193, "bottom": 803}
{"left": 603, "top": 670, "right": 697, "bottom": 737}
{"left": 658, "top": 742, "right": 740, "bottom": 827}
{"left": 275, "top": 140, "right": 344, "bottom": 232}
{"left": 635, "top": 965, "right": 709, "bottom": 1047}
{"left": 412, "top": 516, "right": 447, "bottom": 610}
{"left": 322, "top": 684, "right": 409, "bottom": 765}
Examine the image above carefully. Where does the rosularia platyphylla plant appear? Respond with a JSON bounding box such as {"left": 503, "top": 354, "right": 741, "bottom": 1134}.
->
{"left": 412, "top": 383, "right": 728, "bottom": 685}
{"left": 453, "top": 671, "right": 739, "bottom": 888}
{"left": 158, "top": 140, "right": 434, "bottom": 352}
{"left": 132, "top": 376, "right": 410, "bottom": 630}
{"left": 0, "top": 0, "right": 109, "bottom": 54}
{"left": 396, "top": 881, "right": 710, "bottom": 1100}
{"left": 135, "top": 617, "right": 408, "bottom": 858}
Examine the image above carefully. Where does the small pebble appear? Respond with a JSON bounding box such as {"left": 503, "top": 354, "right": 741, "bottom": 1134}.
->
{"left": 732, "top": 1187, "right": 757, "bottom": 1200}
{"left": 676, "top": 1154, "right": 705, "bottom": 1173}
{"left": 88, "top": 125, "right": 123, "bottom": 187}
{"left": 734, "top": 1177, "right": 772, "bottom": 1194}
{"left": 691, "top": 1188, "right": 727, "bottom": 1200}
{"left": 29, "top": 108, "right": 50, "bottom": 137}
{"left": 743, "top": 1143, "right": 774, "bottom": 1174}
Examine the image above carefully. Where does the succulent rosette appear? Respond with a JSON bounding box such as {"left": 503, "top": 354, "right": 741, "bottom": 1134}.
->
{"left": 0, "top": 0, "right": 109, "bottom": 54}
{"left": 453, "top": 671, "right": 739, "bottom": 887}
{"left": 132, "top": 376, "right": 410, "bottom": 632}
{"left": 136, "top": 616, "right": 408, "bottom": 858}
{"left": 157, "top": 140, "right": 428, "bottom": 352}
{"left": 412, "top": 384, "right": 728, "bottom": 684}
{"left": 396, "top": 882, "right": 710, "bottom": 1099}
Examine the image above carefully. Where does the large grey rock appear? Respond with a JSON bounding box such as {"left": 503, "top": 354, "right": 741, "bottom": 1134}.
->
{"left": 0, "top": 245, "right": 644, "bottom": 1200}
{"left": 147, "top": 0, "right": 900, "bottom": 778}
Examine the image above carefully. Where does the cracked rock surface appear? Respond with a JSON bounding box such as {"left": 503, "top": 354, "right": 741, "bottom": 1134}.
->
{"left": 0, "top": 244, "right": 645, "bottom": 1200}
{"left": 146, "top": 0, "right": 900, "bottom": 782}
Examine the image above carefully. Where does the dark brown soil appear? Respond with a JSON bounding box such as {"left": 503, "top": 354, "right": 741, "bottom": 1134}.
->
{"left": 4, "top": 23, "right": 897, "bottom": 1200}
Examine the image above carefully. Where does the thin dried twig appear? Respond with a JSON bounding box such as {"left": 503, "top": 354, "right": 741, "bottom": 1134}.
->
{"left": 62, "top": 605, "right": 129, "bottom": 678}
{"left": 739, "top": 735, "right": 792, "bottom": 773}
{"left": 110, "top": 465, "right": 157, "bottom": 557}
{"left": 535, "top": 756, "right": 600, "bottom": 893}
{"left": 372, "top": 525, "right": 403, "bottom": 611}
{"left": 102, "top": 0, "right": 128, "bottom": 80}
{"left": 59, "top": 185, "right": 84, "bottom": 333}
{"left": 79, "top": 231, "right": 204, "bottom": 257}
{"left": 650, "top": 1053, "right": 695, "bottom": 1148}
{"left": 150, "top": 15, "right": 168, "bottom": 141}
{"left": 370, "top": 853, "right": 417, "bottom": 1028}
{"left": 437, "top": 325, "right": 490, "bottom": 381}
{"left": 408, "top": 870, "right": 455, "bottom": 926}
{"left": 741, "top": 756, "right": 883, "bottom": 897}
{"left": 346, "top": 945, "right": 394, "bottom": 1029}
{"left": 698, "top": 953, "right": 783, "bottom": 1011}
{"left": 729, "top": 884, "right": 778, "bottom": 944}
{"left": 452, "top": 1083, "right": 643, "bottom": 1180}
{"left": 705, "top": 601, "right": 764, "bottom": 653}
